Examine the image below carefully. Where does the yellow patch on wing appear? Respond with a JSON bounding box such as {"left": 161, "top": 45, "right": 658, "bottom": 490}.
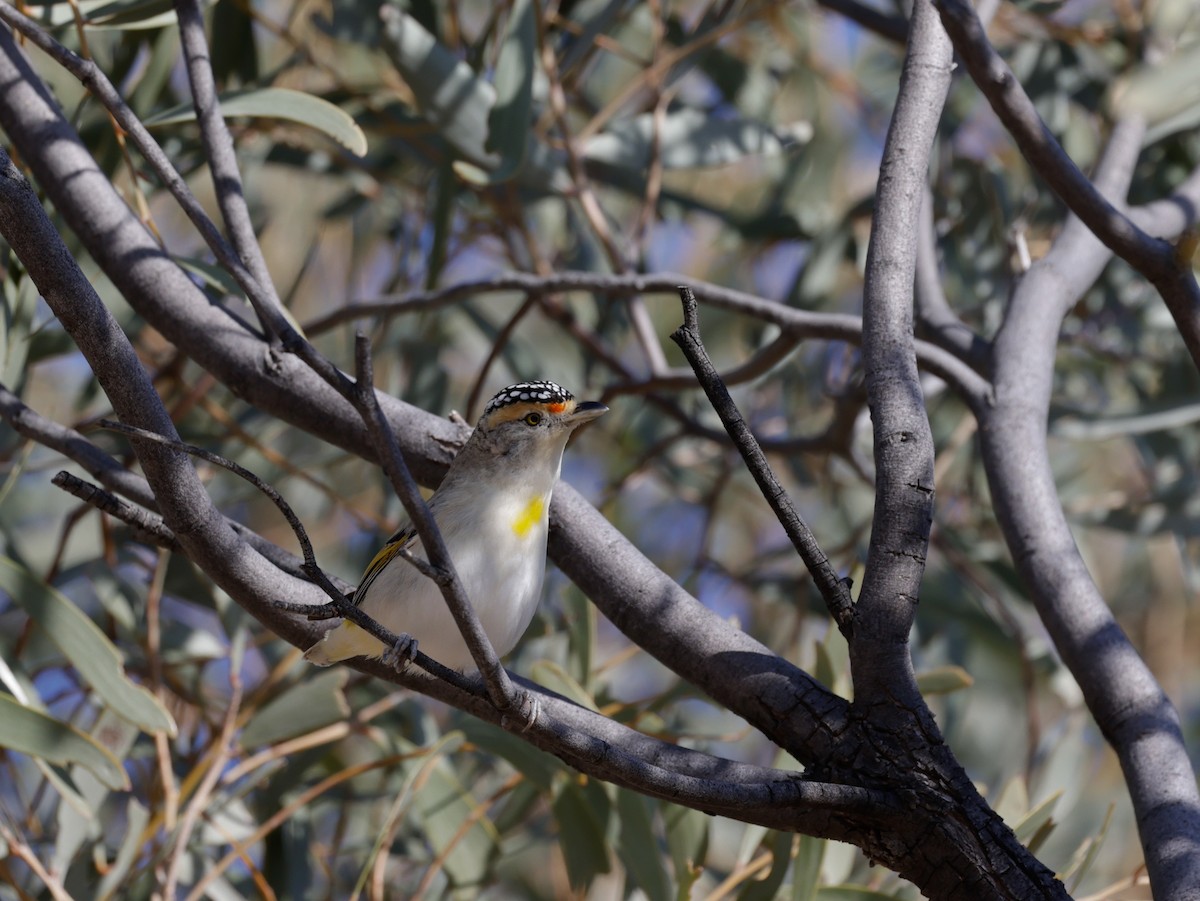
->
{"left": 511, "top": 496, "right": 545, "bottom": 537}
{"left": 354, "top": 529, "right": 414, "bottom": 603}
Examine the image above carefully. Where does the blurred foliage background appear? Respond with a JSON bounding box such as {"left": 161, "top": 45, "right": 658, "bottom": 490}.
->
{"left": 1, "top": 0, "right": 1199, "bottom": 897}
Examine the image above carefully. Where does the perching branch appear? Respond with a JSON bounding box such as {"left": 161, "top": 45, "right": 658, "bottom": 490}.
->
{"left": 670, "top": 286, "right": 856, "bottom": 636}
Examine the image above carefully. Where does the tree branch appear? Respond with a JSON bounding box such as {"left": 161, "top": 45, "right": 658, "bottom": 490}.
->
{"left": 978, "top": 113, "right": 1200, "bottom": 897}
{"left": 349, "top": 334, "right": 531, "bottom": 721}
{"left": 914, "top": 187, "right": 991, "bottom": 373}
{"left": 304, "top": 269, "right": 995, "bottom": 413}
{"left": 670, "top": 287, "right": 856, "bottom": 636}
{"left": 853, "top": 0, "right": 948, "bottom": 689}
{"left": 172, "top": 0, "right": 283, "bottom": 341}
{"left": 50, "top": 470, "right": 180, "bottom": 551}
{"left": 932, "top": 0, "right": 1200, "bottom": 373}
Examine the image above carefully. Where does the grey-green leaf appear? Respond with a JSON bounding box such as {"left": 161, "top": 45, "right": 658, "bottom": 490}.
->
{"left": 915, "top": 665, "right": 974, "bottom": 695}
{"left": 1110, "top": 42, "right": 1200, "bottom": 144}
{"left": 552, "top": 779, "right": 612, "bottom": 889}
{"left": 379, "top": 7, "right": 497, "bottom": 170}
{"left": 739, "top": 831, "right": 793, "bottom": 901}
{"left": 584, "top": 109, "right": 811, "bottom": 172}
{"left": 481, "top": 0, "right": 535, "bottom": 183}
{"left": 0, "top": 693, "right": 128, "bottom": 790}
{"left": 615, "top": 789, "right": 670, "bottom": 901}
{"left": 238, "top": 669, "right": 349, "bottom": 749}
{"left": 145, "top": 88, "right": 367, "bottom": 156}
{"left": 663, "top": 802, "right": 708, "bottom": 898}
{"left": 0, "top": 556, "right": 176, "bottom": 736}
{"left": 26, "top": 0, "right": 175, "bottom": 30}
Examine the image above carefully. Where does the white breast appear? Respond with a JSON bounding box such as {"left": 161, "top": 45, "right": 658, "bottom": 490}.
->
{"left": 355, "top": 487, "right": 550, "bottom": 672}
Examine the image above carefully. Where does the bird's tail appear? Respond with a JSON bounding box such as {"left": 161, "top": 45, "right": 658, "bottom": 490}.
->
{"left": 303, "top": 621, "right": 384, "bottom": 666}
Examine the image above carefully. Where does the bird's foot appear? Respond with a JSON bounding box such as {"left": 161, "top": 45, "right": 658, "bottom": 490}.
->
{"left": 500, "top": 688, "right": 540, "bottom": 733}
{"left": 381, "top": 633, "right": 418, "bottom": 672}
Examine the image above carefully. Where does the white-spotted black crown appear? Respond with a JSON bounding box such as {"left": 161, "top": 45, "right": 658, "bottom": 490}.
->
{"left": 483, "top": 380, "right": 574, "bottom": 415}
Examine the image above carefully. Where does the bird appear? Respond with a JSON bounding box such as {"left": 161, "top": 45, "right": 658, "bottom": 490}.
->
{"left": 304, "top": 380, "right": 608, "bottom": 672}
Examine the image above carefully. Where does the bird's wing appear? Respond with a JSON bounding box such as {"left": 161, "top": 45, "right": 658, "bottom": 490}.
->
{"left": 352, "top": 524, "right": 417, "bottom": 606}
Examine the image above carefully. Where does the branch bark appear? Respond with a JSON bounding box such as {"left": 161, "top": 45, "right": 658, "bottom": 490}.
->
{"left": 977, "top": 114, "right": 1200, "bottom": 898}
{"left": 933, "top": 0, "right": 1200, "bottom": 374}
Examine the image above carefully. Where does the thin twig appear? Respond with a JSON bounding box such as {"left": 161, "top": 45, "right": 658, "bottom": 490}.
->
{"left": 0, "top": 0, "right": 353, "bottom": 396}
{"left": 174, "top": 0, "right": 284, "bottom": 342}
{"left": 670, "top": 287, "right": 855, "bottom": 636}
{"left": 0, "top": 821, "right": 73, "bottom": 901}
{"left": 162, "top": 672, "right": 243, "bottom": 899}
{"left": 93, "top": 419, "right": 469, "bottom": 688}
{"left": 349, "top": 334, "right": 531, "bottom": 721}
{"left": 51, "top": 471, "right": 180, "bottom": 551}
{"left": 300, "top": 270, "right": 995, "bottom": 413}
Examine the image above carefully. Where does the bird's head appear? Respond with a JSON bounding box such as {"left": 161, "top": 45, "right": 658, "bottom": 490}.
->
{"left": 469, "top": 380, "right": 608, "bottom": 470}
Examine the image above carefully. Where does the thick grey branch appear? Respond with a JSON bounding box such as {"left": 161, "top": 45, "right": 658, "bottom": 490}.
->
{"left": 981, "top": 116, "right": 1200, "bottom": 898}
{"left": 853, "top": 0, "right": 948, "bottom": 681}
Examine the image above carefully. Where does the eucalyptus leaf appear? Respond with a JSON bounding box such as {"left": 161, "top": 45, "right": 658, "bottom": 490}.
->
{"left": 663, "top": 802, "right": 708, "bottom": 897}
{"left": 379, "top": 7, "right": 498, "bottom": 169}
{"left": 792, "top": 834, "right": 826, "bottom": 901}
{"left": 552, "top": 778, "right": 612, "bottom": 889}
{"left": 480, "top": 0, "right": 535, "bottom": 183}
{"left": 1014, "top": 790, "right": 1062, "bottom": 846}
{"left": 615, "top": 789, "right": 670, "bottom": 901}
{"left": 145, "top": 88, "right": 367, "bottom": 156}
{"left": 584, "top": 108, "right": 811, "bottom": 172}
{"left": 0, "top": 693, "right": 128, "bottom": 790}
{"left": 529, "top": 659, "right": 599, "bottom": 711}
{"left": 914, "top": 665, "right": 974, "bottom": 695}
{"left": 410, "top": 742, "right": 499, "bottom": 889}
{"left": 0, "top": 556, "right": 176, "bottom": 736}
{"left": 739, "top": 831, "right": 794, "bottom": 901}
{"left": 238, "top": 669, "right": 349, "bottom": 749}
{"left": 458, "top": 717, "right": 561, "bottom": 790}
{"left": 1110, "top": 42, "right": 1200, "bottom": 142}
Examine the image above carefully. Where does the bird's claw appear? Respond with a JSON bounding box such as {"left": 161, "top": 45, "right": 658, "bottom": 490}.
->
{"left": 500, "top": 689, "right": 540, "bottom": 733}
{"left": 381, "top": 633, "right": 418, "bottom": 672}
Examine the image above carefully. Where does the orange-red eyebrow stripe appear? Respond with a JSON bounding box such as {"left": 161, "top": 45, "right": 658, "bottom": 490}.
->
{"left": 547, "top": 401, "right": 568, "bottom": 413}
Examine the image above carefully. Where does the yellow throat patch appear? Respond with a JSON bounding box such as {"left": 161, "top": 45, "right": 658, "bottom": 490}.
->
{"left": 511, "top": 496, "right": 545, "bottom": 538}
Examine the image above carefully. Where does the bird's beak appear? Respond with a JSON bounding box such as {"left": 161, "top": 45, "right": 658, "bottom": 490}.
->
{"left": 567, "top": 400, "right": 608, "bottom": 426}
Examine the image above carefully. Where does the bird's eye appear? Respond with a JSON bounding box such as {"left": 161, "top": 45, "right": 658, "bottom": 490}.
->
{"left": 523, "top": 412, "right": 543, "bottom": 426}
